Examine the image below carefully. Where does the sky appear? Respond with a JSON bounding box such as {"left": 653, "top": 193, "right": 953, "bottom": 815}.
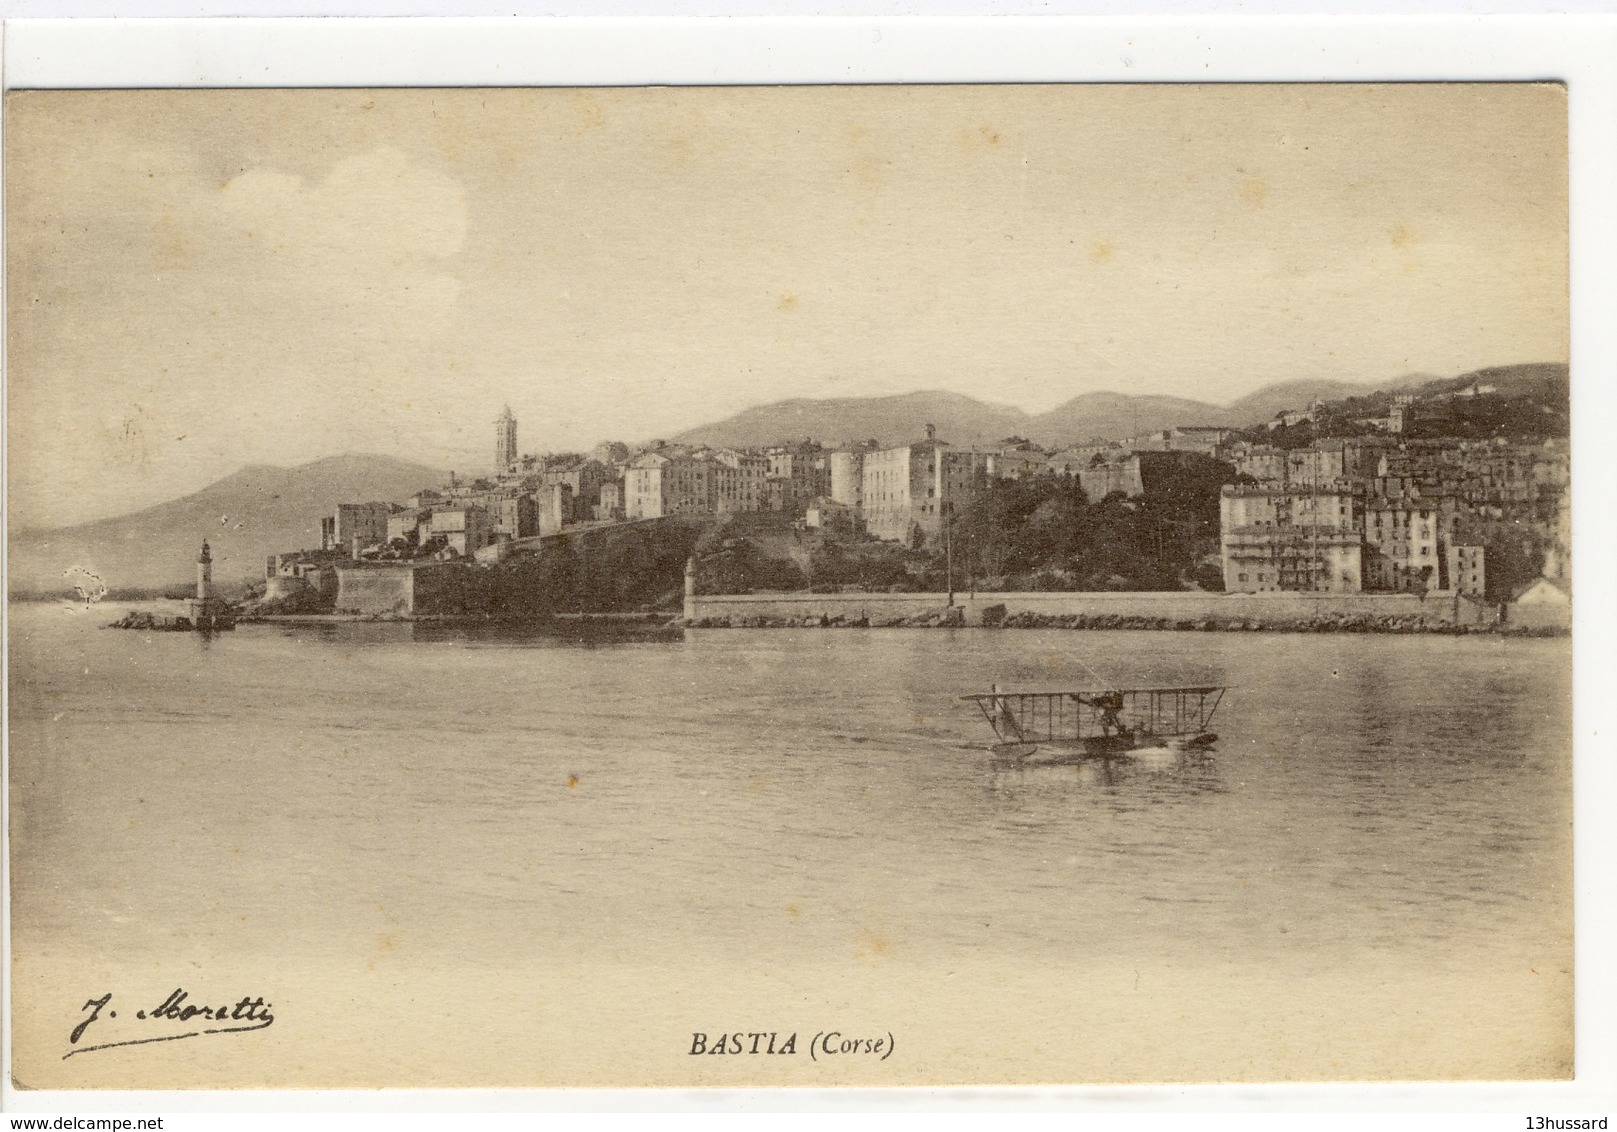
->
{"left": 5, "top": 84, "right": 1568, "bottom": 528}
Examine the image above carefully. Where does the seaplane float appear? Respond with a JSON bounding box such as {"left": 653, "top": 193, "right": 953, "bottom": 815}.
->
{"left": 961, "top": 683, "right": 1226, "bottom": 762}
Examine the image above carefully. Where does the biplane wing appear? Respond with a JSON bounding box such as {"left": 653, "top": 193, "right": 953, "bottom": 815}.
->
{"left": 961, "top": 685, "right": 1226, "bottom": 748}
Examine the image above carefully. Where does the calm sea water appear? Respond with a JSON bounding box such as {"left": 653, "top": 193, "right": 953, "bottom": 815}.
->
{"left": 8, "top": 601, "right": 1572, "bottom": 985}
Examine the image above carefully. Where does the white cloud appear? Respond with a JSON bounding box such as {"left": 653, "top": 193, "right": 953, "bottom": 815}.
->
{"left": 8, "top": 144, "right": 471, "bottom": 526}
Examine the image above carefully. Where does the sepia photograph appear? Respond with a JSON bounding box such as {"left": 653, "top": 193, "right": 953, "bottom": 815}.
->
{"left": 2, "top": 63, "right": 1589, "bottom": 1103}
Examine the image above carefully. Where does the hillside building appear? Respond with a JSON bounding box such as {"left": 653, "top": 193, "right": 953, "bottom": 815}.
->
{"left": 386, "top": 509, "right": 432, "bottom": 547}
{"left": 541, "top": 458, "right": 613, "bottom": 522}
{"left": 765, "top": 445, "right": 832, "bottom": 516}
{"left": 322, "top": 502, "right": 396, "bottom": 557}
{"left": 1447, "top": 543, "right": 1487, "bottom": 598}
{"left": 710, "top": 448, "right": 770, "bottom": 514}
{"left": 861, "top": 434, "right": 951, "bottom": 544}
{"left": 1361, "top": 498, "right": 1441, "bottom": 593}
{"left": 1220, "top": 485, "right": 1362, "bottom": 593}
{"left": 622, "top": 448, "right": 769, "bottom": 519}
{"left": 1077, "top": 450, "right": 1232, "bottom": 505}
{"left": 1046, "top": 441, "right": 1120, "bottom": 478}
{"left": 859, "top": 428, "right": 1001, "bottom": 545}
{"left": 1167, "top": 426, "right": 1234, "bottom": 455}
{"left": 982, "top": 448, "right": 1046, "bottom": 479}
{"left": 595, "top": 481, "right": 625, "bottom": 522}
{"left": 536, "top": 484, "right": 573, "bottom": 535}
{"left": 1078, "top": 453, "right": 1147, "bottom": 502}
{"left": 625, "top": 451, "right": 713, "bottom": 519}
{"left": 805, "top": 497, "right": 860, "bottom": 535}
{"left": 829, "top": 444, "right": 877, "bottom": 511}
{"left": 492, "top": 494, "right": 540, "bottom": 540}
{"left": 429, "top": 506, "right": 495, "bottom": 558}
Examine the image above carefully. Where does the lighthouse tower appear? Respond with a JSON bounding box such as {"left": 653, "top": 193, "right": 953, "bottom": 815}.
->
{"left": 184, "top": 539, "right": 232, "bottom": 629}
{"left": 495, "top": 405, "right": 518, "bottom": 473}
{"left": 196, "top": 540, "right": 213, "bottom": 602}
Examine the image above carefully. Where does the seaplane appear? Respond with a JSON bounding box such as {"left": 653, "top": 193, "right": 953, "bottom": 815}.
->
{"left": 961, "top": 683, "right": 1226, "bottom": 761}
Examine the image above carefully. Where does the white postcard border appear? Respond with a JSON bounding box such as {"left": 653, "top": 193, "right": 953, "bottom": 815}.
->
{"left": 2, "top": 10, "right": 1614, "bottom": 1122}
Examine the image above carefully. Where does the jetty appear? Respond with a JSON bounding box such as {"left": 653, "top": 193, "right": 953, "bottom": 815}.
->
{"left": 107, "top": 541, "right": 237, "bottom": 632}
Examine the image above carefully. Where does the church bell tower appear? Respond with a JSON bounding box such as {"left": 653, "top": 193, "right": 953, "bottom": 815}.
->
{"left": 495, "top": 405, "right": 517, "bottom": 473}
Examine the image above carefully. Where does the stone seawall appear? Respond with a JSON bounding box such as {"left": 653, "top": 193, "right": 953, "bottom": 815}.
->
{"left": 334, "top": 566, "right": 418, "bottom": 615}
{"left": 688, "top": 590, "right": 1527, "bottom": 631}
{"left": 265, "top": 568, "right": 338, "bottom": 604}
{"left": 334, "top": 563, "right": 505, "bottom": 616}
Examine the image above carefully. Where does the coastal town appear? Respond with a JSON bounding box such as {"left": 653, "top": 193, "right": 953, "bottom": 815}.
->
{"left": 256, "top": 367, "right": 1571, "bottom": 631}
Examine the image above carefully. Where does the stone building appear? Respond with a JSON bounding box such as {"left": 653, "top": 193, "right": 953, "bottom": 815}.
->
{"left": 1220, "top": 485, "right": 1362, "bottom": 593}
{"left": 1361, "top": 498, "right": 1441, "bottom": 593}
{"left": 1167, "top": 426, "right": 1233, "bottom": 455}
{"left": 857, "top": 429, "right": 1001, "bottom": 545}
{"left": 860, "top": 433, "right": 951, "bottom": 544}
{"left": 386, "top": 508, "right": 432, "bottom": 547}
{"left": 1078, "top": 454, "right": 1146, "bottom": 503}
{"left": 805, "top": 497, "right": 861, "bottom": 535}
{"left": 983, "top": 448, "right": 1046, "bottom": 479}
{"left": 854, "top": 430, "right": 1052, "bottom": 544}
{"left": 829, "top": 445, "right": 876, "bottom": 511}
{"left": 541, "top": 458, "right": 613, "bottom": 522}
{"left": 492, "top": 494, "right": 540, "bottom": 540}
{"left": 1447, "top": 543, "right": 1487, "bottom": 598}
{"left": 765, "top": 445, "right": 832, "bottom": 516}
{"left": 622, "top": 448, "right": 768, "bottom": 519}
{"left": 322, "top": 502, "right": 396, "bottom": 557}
{"left": 595, "top": 481, "right": 624, "bottom": 522}
{"left": 536, "top": 484, "right": 573, "bottom": 535}
{"left": 429, "top": 506, "right": 495, "bottom": 557}
{"left": 1230, "top": 445, "right": 1289, "bottom": 485}
{"left": 710, "top": 448, "right": 770, "bottom": 514}
{"left": 1046, "top": 441, "right": 1120, "bottom": 478}
{"left": 625, "top": 452, "right": 711, "bottom": 519}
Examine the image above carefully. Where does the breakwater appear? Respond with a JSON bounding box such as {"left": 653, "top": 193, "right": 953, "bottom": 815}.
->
{"left": 106, "top": 609, "right": 236, "bottom": 632}
{"left": 686, "top": 590, "right": 1567, "bottom": 634}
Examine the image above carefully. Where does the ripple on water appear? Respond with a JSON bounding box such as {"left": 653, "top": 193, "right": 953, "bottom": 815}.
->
{"left": 6, "top": 612, "right": 1572, "bottom": 979}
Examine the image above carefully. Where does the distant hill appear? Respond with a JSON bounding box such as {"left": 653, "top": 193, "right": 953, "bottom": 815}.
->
{"left": 1410, "top": 362, "right": 1569, "bottom": 401}
{"left": 1380, "top": 371, "right": 1449, "bottom": 393}
{"left": 8, "top": 453, "right": 447, "bottom": 594}
{"left": 668, "top": 368, "right": 1568, "bottom": 452}
{"left": 1221, "top": 379, "right": 1385, "bottom": 425}
{"left": 672, "top": 378, "right": 1387, "bottom": 451}
{"left": 1024, "top": 391, "right": 1229, "bottom": 445}
{"left": 1265, "top": 361, "right": 1570, "bottom": 446}
{"left": 672, "top": 390, "right": 1031, "bottom": 449}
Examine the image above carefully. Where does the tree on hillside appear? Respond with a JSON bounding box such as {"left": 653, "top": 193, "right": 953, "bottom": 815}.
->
{"left": 951, "top": 460, "right": 1237, "bottom": 592}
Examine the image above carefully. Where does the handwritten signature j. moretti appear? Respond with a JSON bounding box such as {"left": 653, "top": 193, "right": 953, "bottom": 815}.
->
{"left": 65, "top": 989, "right": 274, "bottom": 1059}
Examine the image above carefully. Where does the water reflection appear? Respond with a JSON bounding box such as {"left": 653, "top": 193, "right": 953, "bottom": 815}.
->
{"left": 10, "top": 608, "right": 1570, "bottom": 984}
{"left": 985, "top": 746, "right": 1224, "bottom": 799}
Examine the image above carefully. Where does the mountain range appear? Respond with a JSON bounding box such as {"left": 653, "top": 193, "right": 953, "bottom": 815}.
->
{"left": 8, "top": 454, "right": 447, "bottom": 594}
{"left": 671, "top": 378, "right": 1383, "bottom": 449}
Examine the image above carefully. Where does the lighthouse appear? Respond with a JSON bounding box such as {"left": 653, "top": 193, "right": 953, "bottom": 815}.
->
{"left": 196, "top": 539, "right": 213, "bottom": 602}
{"left": 186, "top": 539, "right": 231, "bottom": 629}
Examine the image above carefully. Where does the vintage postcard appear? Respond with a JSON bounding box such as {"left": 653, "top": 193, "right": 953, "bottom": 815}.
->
{"left": 5, "top": 78, "right": 1577, "bottom": 1094}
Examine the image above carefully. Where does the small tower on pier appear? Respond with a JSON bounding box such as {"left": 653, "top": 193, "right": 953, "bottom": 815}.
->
{"left": 196, "top": 540, "right": 213, "bottom": 601}
{"left": 187, "top": 540, "right": 230, "bottom": 629}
